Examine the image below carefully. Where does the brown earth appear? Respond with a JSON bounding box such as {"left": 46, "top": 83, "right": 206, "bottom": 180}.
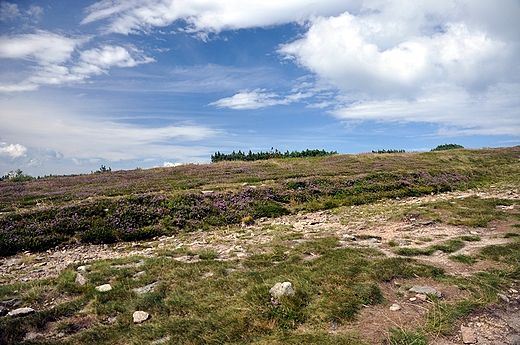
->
{"left": 1, "top": 187, "right": 519, "bottom": 344}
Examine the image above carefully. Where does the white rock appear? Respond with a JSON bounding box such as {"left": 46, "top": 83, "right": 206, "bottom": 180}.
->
{"left": 77, "top": 265, "right": 91, "bottom": 272}
{"left": 269, "top": 282, "right": 295, "bottom": 298}
{"left": 133, "top": 311, "right": 150, "bottom": 324}
{"left": 409, "top": 285, "right": 441, "bottom": 297}
{"left": 8, "top": 307, "right": 35, "bottom": 317}
{"left": 389, "top": 303, "right": 402, "bottom": 311}
{"left": 95, "top": 284, "right": 112, "bottom": 292}
{"left": 75, "top": 273, "right": 87, "bottom": 286}
{"left": 133, "top": 282, "right": 158, "bottom": 295}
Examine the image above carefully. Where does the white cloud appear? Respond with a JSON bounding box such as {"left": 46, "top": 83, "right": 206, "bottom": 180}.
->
{"left": 331, "top": 83, "right": 520, "bottom": 136}
{"left": 0, "top": 1, "right": 20, "bottom": 21}
{"left": 163, "top": 161, "right": 183, "bottom": 167}
{"left": 81, "top": 0, "right": 360, "bottom": 35}
{"left": 278, "top": 8, "right": 515, "bottom": 98}
{"left": 0, "top": 31, "right": 155, "bottom": 92}
{"left": 209, "top": 89, "right": 311, "bottom": 110}
{"left": 73, "top": 45, "right": 155, "bottom": 76}
{"left": 0, "top": 143, "right": 27, "bottom": 159}
{"left": 0, "top": 30, "right": 85, "bottom": 64}
{"left": 0, "top": 95, "right": 220, "bottom": 164}
{"left": 26, "top": 5, "right": 44, "bottom": 20}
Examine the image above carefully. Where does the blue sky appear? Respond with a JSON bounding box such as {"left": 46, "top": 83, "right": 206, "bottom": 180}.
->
{"left": 1, "top": 0, "right": 519, "bottom": 176}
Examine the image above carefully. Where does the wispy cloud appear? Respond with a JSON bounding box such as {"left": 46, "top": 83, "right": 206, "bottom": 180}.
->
{"left": 81, "top": 0, "right": 358, "bottom": 35}
{"left": 0, "top": 31, "right": 154, "bottom": 92}
{"left": 209, "top": 88, "right": 312, "bottom": 110}
{"left": 0, "top": 95, "right": 220, "bottom": 172}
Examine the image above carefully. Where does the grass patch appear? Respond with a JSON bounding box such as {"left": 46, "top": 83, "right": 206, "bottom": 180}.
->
{"left": 449, "top": 255, "right": 477, "bottom": 265}
{"left": 385, "top": 328, "right": 427, "bottom": 345}
{"left": 393, "top": 239, "right": 466, "bottom": 256}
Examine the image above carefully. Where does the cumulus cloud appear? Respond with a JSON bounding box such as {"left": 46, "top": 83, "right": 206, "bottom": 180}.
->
{"left": 81, "top": 0, "right": 359, "bottom": 35}
{"left": 0, "top": 31, "right": 154, "bottom": 92}
{"left": 0, "top": 143, "right": 27, "bottom": 159}
{"left": 278, "top": 5, "right": 517, "bottom": 98}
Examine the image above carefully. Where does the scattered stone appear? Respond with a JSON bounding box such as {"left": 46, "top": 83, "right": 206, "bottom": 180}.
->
{"left": 1, "top": 298, "right": 20, "bottom": 308}
{"left": 133, "top": 282, "right": 158, "bottom": 295}
{"left": 409, "top": 285, "right": 441, "bottom": 297}
{"left": 75, "top": 273, "right": 87, "bottom": 286}
{"left": 8, "top": 307, "right": 35, "bottom": 317}
{"left": 77, "top": 265, "right": 91, "bottom": 273}
{"left": 151, "top": 336, "right": 171, "bottom": 344}
{"left": 133, "top": 311, "right": 150, "bottom": 324}
{"left": 389, "top": 303, "right": 402, "bottom": 311}
{"left": 461, "top": 325, "right": 477, "bottom": 344}
{"left": 225, "top": 268, "right": 236, "bottom": 276}
{"left": 24, "top": 332, "right": 40, "bottom": 340}
{"left": 111, "top": 260, "right": 145, "bottom": 269}
{"left": 202, "top": 272, "right": 214, "bottom": 279}
{"left": 270, "top": 282, "right": 295, "bottom": 298}
{"left": 106, "top": 316, "right": 117, "bottom": 324}
{"left": 498, "top": 293, "right": 510, "bottom": 303}
{"left": 409, "top": 297, "right": 417, "bottom": 302}
{"left": 416, "top": 294, "right": 427, "bottom": 301}
{"left": 56, "top": 332, "right": 67, "bottom": 338}
{"left": 173, "top": 255, "right": 200, "bottom": 263}
{"left": 95, "top": 284, "right": 112, "bottom": 292}
{"left": 133, "top": 271, "right": 146, "bottom": 279}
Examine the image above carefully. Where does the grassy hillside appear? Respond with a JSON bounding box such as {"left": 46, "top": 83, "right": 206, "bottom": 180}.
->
{"left": 0, "top": 146, "right": 520, "bottom": 344}
{"left": 1, "top": 147, "right": 519, "bottom": 256}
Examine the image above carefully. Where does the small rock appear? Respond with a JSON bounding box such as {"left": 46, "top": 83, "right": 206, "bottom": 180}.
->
{"left": 416, "top": 294, "right": 427, "bottom": 301}
{"left": 409, "top": 285, "right": 441, "bottom": 297}
{"left": 77, "top": 265, "right": 91, "bottom": 273}
{"left": 24, "top": 332, "right": 40, "bottom": 340}
{"left": 106, "top": 316, "right": 117, "bottom": 324}
{"left": 95, "top": 284, "right": 112, "bottom": 292}
{"left": 1, "top": 298, "right": 20, "bottom": 307}
{"left": 270, "top": 282, "right": 295, "bottom": 298}
{"left": 133, "top": 311, "right": 150, "bottom": 324}
{"left": 56, "top": 332, "right": 67, "bottom": 338}
{"left": 133, "top": 282, "right": 158, "bottom": 295}
{"left": 409, "top": 297, "right": 417, "bottom": 302}
{"left": 498, "top": 293, "right": 510, "bottom": 303}
{"left": 75, "top": 273, "right": 87, "bottom": 286}
{"left": 461, "top": 325, "right": 477, "bottom": 344}
{"left": 174, "top": 255, "right": 200, "bottom": 263}
{"left": 151, "top": 336, "right": 171, "bottom": 344}
{"left": 133, "top": 271, "right": 146, "bottom": 279}
{"left": 8, "top": 307, "right": 35, "bottom": 317}
{"left": 389, "top": 303, "right": 402, "bottom": 311}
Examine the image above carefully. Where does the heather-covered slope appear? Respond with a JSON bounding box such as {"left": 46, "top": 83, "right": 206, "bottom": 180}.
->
{"left": 1, "top": 147, "right": 519, "bottom": 256}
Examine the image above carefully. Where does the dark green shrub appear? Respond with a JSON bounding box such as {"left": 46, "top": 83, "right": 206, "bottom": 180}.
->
{"left": 431, "top": 144, "right": 464, "bottom": 151}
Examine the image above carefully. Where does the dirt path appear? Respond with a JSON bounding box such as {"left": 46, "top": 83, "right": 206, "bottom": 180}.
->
{"left": 1, "top": 187, "right": 519, "bottom": 344}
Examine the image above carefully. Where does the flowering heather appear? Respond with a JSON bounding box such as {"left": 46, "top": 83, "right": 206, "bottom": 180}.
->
{"left": 1, "top": 146, "right": 519, "bottom": 255}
